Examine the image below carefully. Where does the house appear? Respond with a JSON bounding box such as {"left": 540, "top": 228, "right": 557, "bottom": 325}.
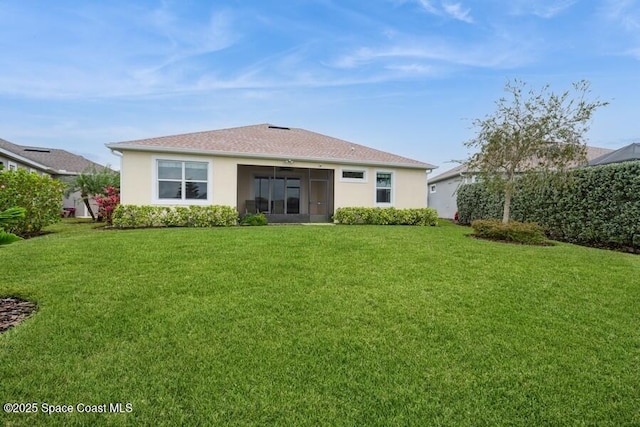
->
{"left": 589, "top": 142, "right": 640, "bottom": 166}
{"left": 106, "top": 124, "right": 436, "bottom": 223}
{"left": 0, "top": 137, "right": 107, "bottom": 217}
{"left": 428, "top": 146, "right": 614, "bottom": 219}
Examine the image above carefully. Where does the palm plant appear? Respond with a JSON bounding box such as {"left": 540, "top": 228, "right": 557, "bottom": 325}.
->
{"left": 0, "top": 206, "right": 26, "bottom": 245}
{"left": 64, "top": 166, "right": 119, "bottom": 221}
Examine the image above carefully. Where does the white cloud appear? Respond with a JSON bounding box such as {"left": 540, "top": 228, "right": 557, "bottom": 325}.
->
{"left": 508, "top": 0, "right": 577, "bottom": 18}
{"left": 417, "top": 0, "right": 439, "bottom": 14}
{"left": 599, "top": 0, "right": 640, "bottom": 59}
{"left": 413, "top": 0, "right": 474, "bottom": 23}
{"left": 628, "top": 47, "right": 640, "bottom": 59}
{"left": 385, "top": 63, "right": 436, "bottom": 75}
{"left": 0, "top": 3, "right": 241, "bottom": 99}
{"left": 442, "top": 2, "right": 474, "bottom": 23}
{"left": 603, "top": 0, "right": 640, "bottom": 31}
{"left": 331, "top": 37, "right": 533, "bottom": 71}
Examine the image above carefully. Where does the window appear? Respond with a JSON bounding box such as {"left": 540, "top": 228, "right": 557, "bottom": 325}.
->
{"left": 254, "top": 176, "right": 300, "bottom": 214}
{"left": 375, "top": 172, "right": 393, "bottom": 204}
{"left": 8, "top": 161, "right": 17, "bottom": 171}
{"left": 430, "top": 184, "right": 437, "bottom": 193}
{"left": 156, "top": 159, "right": 209, "bottom": 201}
{"left": 340, "top": 168, "right": 367, "bottom": 182}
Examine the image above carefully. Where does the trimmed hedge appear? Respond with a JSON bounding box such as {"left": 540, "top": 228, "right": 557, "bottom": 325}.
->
{"left": 334, "top": 207, "right": 438, "bottom": 226}
{"left": 112, "top": 205, "right": 238, "bottom": 228}
{"left": 0, "top": 169, "right": 64, "bottom": 236}
{"left": 471, "top": 219, "right": 548, "bottom": 245}
{"left": 457, "top": 162, "right": 640, "bottom": 249}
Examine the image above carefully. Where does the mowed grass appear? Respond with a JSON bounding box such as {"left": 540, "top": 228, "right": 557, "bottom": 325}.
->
{"left": 1, "top": 221, "right": 639, "bottom": 426}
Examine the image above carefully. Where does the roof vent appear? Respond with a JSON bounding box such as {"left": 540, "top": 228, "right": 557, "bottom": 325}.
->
{"left": 268, "top": 125, "right": 290, "bottom": 130}
{"left": 24, "top": 148, "right": 51, "bottom": 153}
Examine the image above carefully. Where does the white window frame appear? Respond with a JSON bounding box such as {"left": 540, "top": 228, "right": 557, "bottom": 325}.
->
{"left": 7, "top": 161, "right": 17, "bottom": 171}
{"left": 430, "top": 184, "right": 436, "bottom": 193}
{"left": 374, "top": 170, "right": 394, "bottom": 206}
{"left": 339, "top": 168, "right": 368, "bottom": 183}
{"left": 152, "top": 156, "right": 213, "bottom": 205}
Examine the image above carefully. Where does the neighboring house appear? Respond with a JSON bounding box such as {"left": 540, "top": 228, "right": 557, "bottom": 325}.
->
{"left": 589, "top": 142, "right": 640, "bottom": 166}
{"left": 0, "top": 138, "right": 107, "bottom": 218}
{"left": 428, "top": 146, "right": 614, "bottom": 219}
{"left": 106, "top": 123, "right": 436, "bottom": 223}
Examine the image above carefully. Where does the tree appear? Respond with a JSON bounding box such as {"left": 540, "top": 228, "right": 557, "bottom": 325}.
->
{"left": 64, "top": 166, "right": 120, "bottom": 221}
{"left": 465, "top": 79, "right": 608, "bottom": 223}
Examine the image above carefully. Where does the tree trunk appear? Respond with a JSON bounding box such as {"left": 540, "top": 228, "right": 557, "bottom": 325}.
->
{"left": 502, "top": 188, "right": 512, "bottom": 224}
{"left": 82, "top": 194, "right": 96, "bottom": 221}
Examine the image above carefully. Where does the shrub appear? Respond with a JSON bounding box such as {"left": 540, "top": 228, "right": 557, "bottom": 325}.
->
{"left": 112, "top": 205, "right": 238, "bottom": 228}
{"left": 334, "top": 207, "right": 438, "bottom": 226}
{"left": 471, "top": 219, "right": 548, "bottom": 245}
{"left": 0, "top": 169, "right": 64, "bottom": 236}
{"left": 240, "top": 213, "right": 268, "bottom": 226}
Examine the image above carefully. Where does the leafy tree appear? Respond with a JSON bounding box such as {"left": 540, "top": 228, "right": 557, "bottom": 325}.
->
{"left": 465, "top": 79, "right": 608, "bottom": 223}
{"left": 64, "top": 166, "right": 119, "bottom": 221}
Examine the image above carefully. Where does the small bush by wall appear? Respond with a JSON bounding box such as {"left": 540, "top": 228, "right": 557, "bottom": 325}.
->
{"left": 334, "top": 207, "right": 438, "bottom": 226}
{"left": 112, "top": 205, "right": 238, "bottom": 228}
{"left": 457, "top": 162, "right": 640, "bottom": 250}
{"left": 0, "top": 169, "right": 64, "bottom": 236}
{"left": 240, "top": 213, "right": 268, "bottom": 226}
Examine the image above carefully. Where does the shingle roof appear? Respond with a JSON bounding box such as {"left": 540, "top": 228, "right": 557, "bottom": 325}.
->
{"left": 589, "top": 143, "right": 640, "bottom": 165}
{"left": 429, "top": 145, "right": 614, "bottom": 183}
{"left": 0, "top": 138, "right": 105, "bottom": 175}
{"left": 106, "top": 123, "right": 436, "bottom": 169}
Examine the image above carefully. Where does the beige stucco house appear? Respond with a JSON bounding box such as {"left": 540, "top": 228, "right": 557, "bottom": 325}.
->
{"left": 106, "top": 124, "right": 436, "bottom": 223}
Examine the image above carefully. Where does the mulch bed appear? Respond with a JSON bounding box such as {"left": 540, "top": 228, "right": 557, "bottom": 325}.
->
{"left": 0, "top": 297, "right": 37, "bottom": 334}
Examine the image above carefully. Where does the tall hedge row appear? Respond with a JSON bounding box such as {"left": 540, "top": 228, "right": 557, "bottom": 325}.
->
{"left": 457, "top": 162, "right": 640, "bottom": 249}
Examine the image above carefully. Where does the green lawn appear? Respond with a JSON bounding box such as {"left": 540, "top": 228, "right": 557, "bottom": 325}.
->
{"left": 1, "top": 221, "right": 639, "bottom": 426}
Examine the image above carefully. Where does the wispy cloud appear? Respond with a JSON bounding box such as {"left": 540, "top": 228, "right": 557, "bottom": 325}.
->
{"left": 442, "top": 3, "right": 474, "bottom": 23}
{"left": 507, "top": 0, "right": 577, "bottom": 18}
{"left": 602, "top": 0, "right": 640, "bottom": 31}
{"left": 0, "top": 2, "right": 241, "bottom": 99}
{"left": 331, "top": 37, "right": 534, "bottom": 71}
{"left": 413, "top": 0, "right": 474, "bottom": 23}
{"left": 416, "top": 0, "right": 438, "bottom": 14}
{"left": 599, "top": 0, "right": 640, "bottom": 58}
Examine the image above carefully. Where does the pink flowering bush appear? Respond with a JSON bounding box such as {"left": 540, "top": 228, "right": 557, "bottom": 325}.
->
{"left": 94, "top": 186, "right": 120, "bottom": 226}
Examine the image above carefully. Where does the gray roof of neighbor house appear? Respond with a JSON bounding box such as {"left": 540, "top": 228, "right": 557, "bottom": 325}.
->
{"left": 589, "top": 143, "right": 640, "bottom": 166}
{"left": 0, "top": 138, "right": 105, "bottom": 175}
{"left": 106, "top": 123, "right": 436, "bottom": 170}
{"left": 429, "top": 145, "right": 614, "bottom": 184}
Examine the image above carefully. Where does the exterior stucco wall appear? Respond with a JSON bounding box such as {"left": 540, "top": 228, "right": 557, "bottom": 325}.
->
{"left": 427, "top": 176, "right": 462, "bottom": 219}
{"left": 120, "top": 151, "right": 155, "bottom": 205}
{"left": 119, "top": 150, "right": 428, "bottom": 212}
{"left": 393, "top": 168, "right": 428, "bottom": 209}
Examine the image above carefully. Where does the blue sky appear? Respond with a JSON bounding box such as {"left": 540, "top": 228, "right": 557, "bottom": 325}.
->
{"left": 1, "top": 0, "right": 638, "bottom": 174}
